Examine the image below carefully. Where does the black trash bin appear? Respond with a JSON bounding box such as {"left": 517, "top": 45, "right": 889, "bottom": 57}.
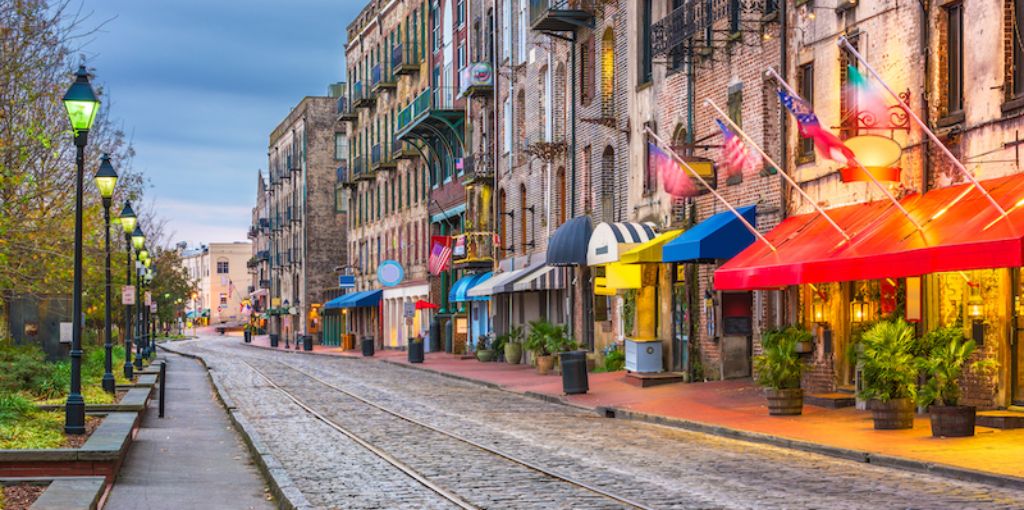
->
{"left": 269, "top": 334, "right": 280, "bottom": 347}
{"left": 559, "top": 350, "right": 589, "bottom": 395}
{"left": 361, "top": 336, "right": 375, "bottom": 357}
{"left": 303, "top": 335, "right": 313, "bottom": 351}
{"left": 408, "top": 339, "right": 424, "bottom": 363}
{"left": 429, "top": 318, "right": 441, "bottom": 352}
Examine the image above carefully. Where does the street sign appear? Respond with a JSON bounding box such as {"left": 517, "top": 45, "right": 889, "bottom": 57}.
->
{"left": 377, "top": 260, "right": 404, "bottom": 287}
{"left": 404, "top": 302, "right": 415, "bottom": 319}
{"left": 121, "top": 286, "right": 135, "bottom": 305}
{"left": 59, "top": 322, "right": 72, "bottom": 344}
{"left": 144, "top": 291, "right": 152, "bottom": 306}
{"left": 339, "top": 274, "right": 356, "bottom": 289}
{"left": 150, "top": 303, "right": 157, "bottom": 313}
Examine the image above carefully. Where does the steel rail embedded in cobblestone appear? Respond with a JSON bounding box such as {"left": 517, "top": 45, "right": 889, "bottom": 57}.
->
{"left": 252, "top": 359, "right": 656, "bottom": 510}
{"left": 242, "top": 360, "right": 477, "bottom": 510}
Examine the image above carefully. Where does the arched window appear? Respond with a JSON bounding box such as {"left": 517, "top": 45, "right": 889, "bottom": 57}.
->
{"left": 601, "top": 146, "right": 616, "bottom": 223}
{"left": 499, "top": 188, "right": 507, "bottom": 253}
{"left": 557, "top": 166, "right": 567, "bottom": 226}
{"left": 519, "top": 183, "right": 528, "bottom": 252}
{"left": 601, "top": 28, "right": 615, "bottom": 118}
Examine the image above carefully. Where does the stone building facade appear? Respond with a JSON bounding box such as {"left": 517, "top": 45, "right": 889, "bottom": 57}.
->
{"left": 247, "top": 172, "right": 271, "bottom": 324}
{"left": 180, "top": 242, "right": 251, "bottom": 325}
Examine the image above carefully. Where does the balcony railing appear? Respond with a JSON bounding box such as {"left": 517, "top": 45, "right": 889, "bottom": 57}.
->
{"left": 256, "top": 250, "right": 270, "bottom": 261}
{"left": 352, "top": 81, "right": 374, "bottom": 108}
{"left": 259, "top": 279, "right": 271, "bottom": 289}
{"left": 392, "top": 43, "right": 420, "bottom": 75}
{"left": 652, "top": 0, "right": 772, "bottom": 59}
{"left": 337, "top": 96, "right": 357, "bottom": 121}
{"left": 371, "top": 143, "right": 396, "bottom": 171}
{"left": 529, "top": 0, "right": 595, "bottom": 32}
{"left": 371, "top": 64, "right": 396, "bottom": 92}
{"left": 392, "top": 139, "right": 419, "bottom": 160}
{"left": 352, "top": 155, "right": 373, "bottom": 181}
{"left": 258, "top": 218, "right": 270, "bottom": 231}
{"left": 452, "top": 232, "right": 496, "bottom": 267}
{"left": 459, "top": 63, "right": 494, "bottom": 98}
{"left": 336, "top": 163, "right": 348, "bottom": 183}
{"left": 397, "top": 88, "right": 431, "bottom": 133}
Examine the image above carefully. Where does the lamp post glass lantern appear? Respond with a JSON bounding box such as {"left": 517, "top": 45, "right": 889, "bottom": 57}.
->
{"left": 119, "top": 202, "right": 137, "bottom": 379}
{"left": 94, "top": 154, "right": 118, "bottom": 394}
{"left": 62, "top": 64, "right": 100, "bottom": 434}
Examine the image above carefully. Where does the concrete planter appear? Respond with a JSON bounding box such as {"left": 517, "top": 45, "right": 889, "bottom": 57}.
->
{"left": 504, "top": 342, "right": 523, "bottom": 365}
{"left": 1, "top": 476, "right": 106, "bottom": 510}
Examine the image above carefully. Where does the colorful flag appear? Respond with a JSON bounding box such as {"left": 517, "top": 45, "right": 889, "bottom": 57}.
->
{"left": 428, "top": 236, "right": 452, "bottom": 275}
{"left": 648, "top": 142, "right": 698, "bottom": 198}
{"left": 778, "top": 89, "right": 858, "bottom": 165}
{"left": 715, "top": 119, "right": 762, "bottom": 179}
{"left": 846, "top": 65, "right": 890, "bottom": 129}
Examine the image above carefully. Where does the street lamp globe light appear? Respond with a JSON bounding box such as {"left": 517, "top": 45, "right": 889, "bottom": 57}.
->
{"left": 142, "top": 257, "right": 152, "bottom": 269}
{"left": 131, "top": 226, "right": 145, "bottom": 251}
{"left": 93, "top": 154, "right": 118, "bottom": 200}
{"left": 119, "top": 201, "right": 137, "bottom": 234}
{"left": 62, "top": 66, "right": 100, "bottom": 135}
{"left": 138, "top": 248, "right": 150, "bottom": 262}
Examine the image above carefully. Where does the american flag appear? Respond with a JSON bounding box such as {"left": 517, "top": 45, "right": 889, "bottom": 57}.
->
{"left": 778, "top": 89, "right": 857, "bottom": 165}
{"left": 428, "top": 236, "right": 452, "bottom": 276}
{"left": 715, "top": 120, "right": 761, "bottom": 179}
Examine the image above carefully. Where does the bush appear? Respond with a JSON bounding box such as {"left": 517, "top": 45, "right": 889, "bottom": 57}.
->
{"left": 857, "top": 319, "right": 918, "bottom": 402}
{"left": 603, "top": 350, "right": 625, "bottom": 372}
{"left": 0, "top": 393, "right": 34, "bottom": 424}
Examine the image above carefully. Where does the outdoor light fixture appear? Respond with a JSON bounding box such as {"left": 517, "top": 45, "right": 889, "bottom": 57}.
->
{"left": 840, "top": 135, "right": 902, "bottom": 183}
{"left": 62, "top": 66, "right": 100, "bottom": 135}
{"left": 138, "top": 248, "right": 149, "bottom": 262}
{"left": 811, "top": 288, "right": 828, "bottom": 323}
{"left": 967, "top": 293, "right": 984, "bottom": 319}
{"left": 142, "top": 257, "right": 152, "bottom": 269}
{"left": 131, "top": 226, "right": 145, "bottom": 250}
{"left": 119, "top": 201, "right": 137, "bottom": 233}
{"left": 850, "top": 285, "right": 873, "bottom": 323}
{"left": 93, "top": 154, "right": 118, "bottom": 200}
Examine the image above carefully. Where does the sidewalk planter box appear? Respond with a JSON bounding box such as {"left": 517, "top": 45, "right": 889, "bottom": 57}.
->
{"left": 408, "top": 341, "right": 424, "bottom": 363}
{"left": 362, "top": 337, "right": 375, "bottom": 357}
{"left": 870, "top": 398, "right": 914, "bottom": 430}
{"left": 930, "top": 405, "right": 976, "bottom": 437}
{"left": 559, "top": 351, "right": 589, "bottom": 395}
{"left": 269, "top": 334, "right": 279, "bottom": 347}
{"left": 0, "top": 476, "right": 106, "bottom": 510}
{"left": 765, "top": 388, "right": 803, "bottom": 416}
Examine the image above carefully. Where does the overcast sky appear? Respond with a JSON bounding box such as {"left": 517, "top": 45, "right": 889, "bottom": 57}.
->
{"left": 82, "top": 0, "right": 361, "bottom": 247}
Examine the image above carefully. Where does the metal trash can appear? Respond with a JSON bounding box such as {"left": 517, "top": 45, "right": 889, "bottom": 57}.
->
{"left": 408, "top": 339, "right": 424, "bottom": 363}
{"left": 560, "top": 350, "right": 589, "bottom": 395}
{"left": 269, "top": 334, "right": 279, "bottom": 347}
{"left": 361, "top": 336, "right": 375, "bottom": 357}
{"left": 243, "top": 330, "right": 251, "bottom": 343}
{"left": 429, "top": 318, "right": 440, "bottom": 352}
{"left": 302, "top": 335, "right": 313, "bottom": 351}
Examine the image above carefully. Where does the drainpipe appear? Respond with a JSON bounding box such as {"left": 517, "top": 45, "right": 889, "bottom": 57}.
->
{"left": 920, "top": 0, "right": 931, "bottom": 195}
{"left": 777, "top": 0, "right": 789, "bottom": 325}
{"left": 569, "top": 36, "right": 578, "bottom": 343}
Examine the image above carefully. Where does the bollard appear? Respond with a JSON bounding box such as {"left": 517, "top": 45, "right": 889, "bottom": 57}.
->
{"left": 158, "top": 361, "right": 167, "bottom": 418}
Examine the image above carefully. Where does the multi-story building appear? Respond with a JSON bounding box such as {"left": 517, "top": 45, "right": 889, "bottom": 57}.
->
{"left": 343, "top": 0, "right": 434, "bottom": 350}
{"left": 263, "top": 91, "right": 348, "bottom": 345}
{"left": 180, "top": 242, "right": 252, "bottom": 325}
{"left": 247, "top": 171, "right": 271, "bottom": 328}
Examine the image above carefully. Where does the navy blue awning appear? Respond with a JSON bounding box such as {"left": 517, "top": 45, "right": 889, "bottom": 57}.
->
{"left": 322, "top": 294, "right": 347, "bottom": 310}
{"left": 662, "top": 205, "right": 757, "bottom": 262}
{"left": 546, "top": 216, "right": 593, "bottom": 266}
{"left": 449, "top": 272, "right": 492, "bottom": 303}
{"left": 324, "top": 289, "right": 382, "bottom": 309}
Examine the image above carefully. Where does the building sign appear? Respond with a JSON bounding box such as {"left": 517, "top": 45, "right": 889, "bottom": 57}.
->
{"left": 459, "top": 62, "right": 494, "bottom": 96}
{"left": 452, "top": 236, "right": 466, "bottom": 258}
{"left": 339, "top": 275, "right": 356, "bottom": 289}
{"left": 144, "top": 291, "right": 152, "bottom": 306}
{"left": 150, "top": 303, "right": 158, "bottom": 313}
{"left": 121, "top": 286, "right": 135, "bottom": 305}
{"left": 377, "top": 260, "right": 405, "bottom": 287}
{"left": 404, "top": 302, "right": 415, "bottom": 319}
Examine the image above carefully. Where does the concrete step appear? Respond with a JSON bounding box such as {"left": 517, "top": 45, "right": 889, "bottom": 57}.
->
{"left": 623, "top": 371, "right": 685, "bottom": 388}
{"left": 805, "top": 392, "right": 857, "bottom": 409}
{"left": 977, "top": 410, "right": 1024, "bottom": 429}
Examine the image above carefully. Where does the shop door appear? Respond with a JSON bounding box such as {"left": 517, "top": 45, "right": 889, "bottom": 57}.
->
{"left": 1014, "top": 270, "right": 1024, "bottom": 405}
{"left": 721, "top": 292, "right": 753, "bottom": 379}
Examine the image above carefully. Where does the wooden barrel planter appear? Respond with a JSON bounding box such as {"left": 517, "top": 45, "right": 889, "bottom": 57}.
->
{"left": 765, "top": 388, "right": 803, "bottom": 416}
{"left": 929, "top": 405, "right": 976, "bottom": 437}
{"left": 870, "top": 398, "right": 914, "bottom": 429}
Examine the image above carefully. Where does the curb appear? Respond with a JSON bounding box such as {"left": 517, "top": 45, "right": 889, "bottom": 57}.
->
{"left": 238, "top": 341, "right": 1024, "bottom": 491}
{"left": 159, "top": 344, "right": 314, "bottom": 510}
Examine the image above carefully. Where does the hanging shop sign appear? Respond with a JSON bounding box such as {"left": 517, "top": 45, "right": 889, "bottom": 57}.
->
{"left": 121, "top": 286, "right": 135, "bottom": 305}
{"left": 377, "top": 260, "right": 405, "bottom": 287}
{"left": 144, "top": 291, "right": 152, "bottom": 306}
{"left": 339, "top": 274, "right": 356, "bottom": 288}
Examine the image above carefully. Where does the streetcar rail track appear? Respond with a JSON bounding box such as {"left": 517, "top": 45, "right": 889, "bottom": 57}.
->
{"left": 243, "top": 359, "right": 656, "bottom": 510}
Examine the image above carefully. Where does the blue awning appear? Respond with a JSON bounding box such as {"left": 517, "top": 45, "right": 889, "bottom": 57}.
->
{"left": 323, "top": 289, "right": 382, "bottom": 309}
{"left": 449, "top": 272, "right": 492, "bottom": 303}
{"left": 322, "top": 294, "right": 348, "bottom": 310}
{"left": 662, "top": 205, "right": 757, "bottom": 263}
{"left": 546, "top": 216, "right": 592, "bottom": 266}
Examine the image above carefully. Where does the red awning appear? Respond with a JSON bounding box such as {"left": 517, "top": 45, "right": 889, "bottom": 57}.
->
{"left": 715, "top": 173, "right": 1024, "bottom": 290}
{"left": 414, "top": 299, "right": 439, "bottom": 310}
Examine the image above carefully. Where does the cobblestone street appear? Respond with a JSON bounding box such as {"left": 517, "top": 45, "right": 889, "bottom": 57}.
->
{"left": 168, "top": 335, "right": 1024, "bottom": 510}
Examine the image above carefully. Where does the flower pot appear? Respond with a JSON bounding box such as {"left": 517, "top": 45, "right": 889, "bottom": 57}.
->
{"left": 476, "top": 349, "right": 495, "bottom": 362}
{"left": 870, "top": 398, "right": 914, "bottom": 430}
{"left": 536, "top": 355, "right": 555, "bottom": 375}
{"left": 504, "top": 342, "right": 523, "bottom": 365}
{"left": 929, "top": 405, "right": 976, "bottom": 437}
{"left": 765, "top": 388, "right": 803, "bottom": 416}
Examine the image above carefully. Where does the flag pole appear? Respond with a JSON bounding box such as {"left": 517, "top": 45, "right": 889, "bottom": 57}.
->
{"left": 703, "top": 99, "right": 851, "bottom": 242}
{"left": 836, "top": 36, "right": 1009, "bottom": 221}
{"left": 645, "top": 127, "right": 776, "bottom": 252}
{"left": 765, "top": 66, "right": 926, "bottom": 233}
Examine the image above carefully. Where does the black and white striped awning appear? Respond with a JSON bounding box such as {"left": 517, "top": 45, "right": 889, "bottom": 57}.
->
{"left": 587, "top": 222, "right": 658, "bottom": 266}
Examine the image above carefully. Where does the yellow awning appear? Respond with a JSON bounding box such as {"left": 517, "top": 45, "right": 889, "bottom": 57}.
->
{"left": 619, "top": 229, "right": 685, "bottom": 264}
{"left": 606, "top": 262, "right": 642, "bottom": 289}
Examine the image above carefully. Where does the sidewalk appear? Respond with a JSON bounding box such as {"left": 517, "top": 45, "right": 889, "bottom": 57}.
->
{"left": 104, "top": 351, "right": 273, "bottom": 510}
{"left": 242, "top": 336, "right": 1024, "bottom": 486}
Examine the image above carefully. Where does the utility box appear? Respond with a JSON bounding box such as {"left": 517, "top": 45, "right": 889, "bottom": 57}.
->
{"left": 625, "top": 338, "right": 663, "bottom": 373}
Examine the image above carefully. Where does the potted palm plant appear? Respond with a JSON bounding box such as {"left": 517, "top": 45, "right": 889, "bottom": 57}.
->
{"left": 502, "top": 326, "right": 524, "bottom": 365}
{"left": 526, "top": 320, "right": 557, "bottom": 375}
{"left": 857, "top": 318, "right": 918, "bottom": 429}
{"left": 917, "top": 327, "right": 995, "bottom": 437}
{"left": 753, "top": 326, "right": 808, "bottom": 415}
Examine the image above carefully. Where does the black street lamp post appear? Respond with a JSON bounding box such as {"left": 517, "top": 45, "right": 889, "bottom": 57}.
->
{"left": 119, "top": 202, "right": 138, "bottom": 379}
{"left": 134, "top": 245, "right": 147, "bottom": 371}
{"left": 94, "top": 155, "right": 118, "bottom": 394}
{"left": 62, "top": 65, "right": 100, "bottom": 434}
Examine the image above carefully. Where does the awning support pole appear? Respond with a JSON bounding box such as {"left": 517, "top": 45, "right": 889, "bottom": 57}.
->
{"left": 704, "top": 99, "right": 851, "bottom": 242}
{"left": 836, "top": 36, "right": 1009, "bottom": 221}
{"left": 645, "top": 127, "right": 777, "bottom": 252}
{"left": 765, "top": 66, "right": 926, "bottom": 233}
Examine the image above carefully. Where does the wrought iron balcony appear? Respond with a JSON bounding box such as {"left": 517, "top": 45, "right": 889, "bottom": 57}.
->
{"left": 256, "top": 250, "right": 270, "bottom": 262}
{"left": 258, "top": 218, "right": 270, "bottom": 231}
{"left": 288, "top": 155, "right": 300, "bottom": 173}
{"left": 352, "top": 81, "right": 374, "bottom": 108}
{"left": 392, "top": 139, "right": 419, "bottom": 160}
{"left": 459, "top": 63, "right": 494, "bottom": 98}
{"left": 352, "top": 155, "right": 374, "bottom": 181}
{"left": 337, "top": 96, "right": 357, "bottom": 121}
{"left": 652, "top": 0, "right": 775, "bottom": 60}
{"left": 529, "top": 0, "right": 595, "bottom": 32}
{"left": 452, "top": 232, "right": 496, "bottom": 268}
{"left": 371, "top": 64, "right": 396, "bottom": 92}
{"left": 371, "top": 143, "right": 397, "bottom": 171}
{"left": 259, "top": 279, "right": 271, "bottom": 289}
{"left": 247, "top": 225, "right": 258, "bottom": 239}
{"left": 392, "top": 43, "right": 420, "bottom": 76}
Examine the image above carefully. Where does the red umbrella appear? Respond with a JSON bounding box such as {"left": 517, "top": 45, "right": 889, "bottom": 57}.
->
{"left": 415, "top": 299, "right": 439, "bottom": 310}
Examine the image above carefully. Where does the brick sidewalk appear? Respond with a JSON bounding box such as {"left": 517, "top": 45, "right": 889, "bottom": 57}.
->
{"left": 238, "top": 335, "right": 1024, "bottom": 485}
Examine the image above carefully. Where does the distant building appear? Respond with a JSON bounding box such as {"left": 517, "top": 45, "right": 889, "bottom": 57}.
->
{"left": 179, "top": 242, "right": 252, "bottom": 325}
